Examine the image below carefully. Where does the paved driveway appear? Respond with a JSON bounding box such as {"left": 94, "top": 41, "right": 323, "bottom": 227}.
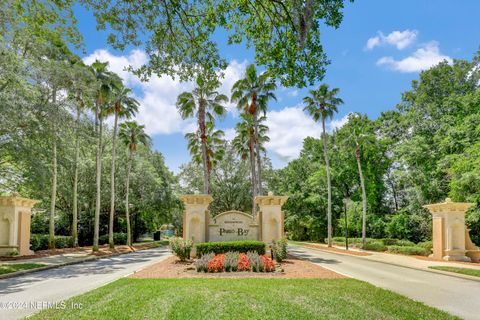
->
{"left": 0, "top": 247, "right": 171, "bottom": 320}
{"left": 290, "top": 244, "right": 480, "bottom": 320}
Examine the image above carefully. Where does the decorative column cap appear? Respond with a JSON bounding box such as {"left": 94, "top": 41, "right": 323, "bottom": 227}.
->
{"left": 423, "top": 198, "right": 475, "bottom": 213}
{"left": 180, "top": 194, "right": 213, "bottom": 205}
{"left": 0, "top": 195, "right": 40, "bottom": 208}
{"left": 255, "top": 192, "right": 288, "bottom": 206}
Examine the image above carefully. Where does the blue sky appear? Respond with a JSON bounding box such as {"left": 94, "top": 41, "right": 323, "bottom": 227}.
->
{"left": 74, "top": 1, "right": 480, "bottom": 173}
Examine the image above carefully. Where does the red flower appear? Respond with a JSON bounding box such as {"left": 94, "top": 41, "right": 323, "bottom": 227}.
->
{"left": 237, "top": 253, "right": 251, "bottom": 271}
{"left": 207, "top": 254, "right": 225, "bottom": 272}
{"left": 261, "top": 256, "right": 275, "bottom": 272}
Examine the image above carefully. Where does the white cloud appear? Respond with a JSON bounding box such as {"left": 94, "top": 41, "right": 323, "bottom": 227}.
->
{"left": 287, "top": 89, "right": 298, "bottom": 97}
{"left": 328, "top": 113, "right": 350, "bottom": 132}
{"left": 83, "top": 49, "right": 246, "bottom": 136}
{"left": 366, "top": 30, "right": 418, "bottom": 50}
{"left": 223, "top": 128, "right": 236, "bottom": 141}
{"left": 377, "top": 42, "right": 452, "bottom": 73}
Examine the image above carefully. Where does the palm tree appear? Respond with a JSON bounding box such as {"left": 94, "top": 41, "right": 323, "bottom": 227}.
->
{"left": 119, "top": 121, "right": 151, "bottom": 246}
{"left": 176, "top": 74, "right": 227, "bottom": 194}
{"left": 231, "top": 64, "right": 276, "bottom": 196}
{"left": 185, "top": 121, "right": 225, "bottom": 184}
{"left": 90, "top": 60, "right": 116, "bottom": 252}
{"left": 106, "top": 84, "right": 139, "bottom": 249}
{"left": 232, "top": 113, "right": 269, "bottom": 219}
{"left": 303, "top": 84, "right": 343, "bottom": 247}
{"left": 68, "top": 58, "right": 95, "bottom": 247}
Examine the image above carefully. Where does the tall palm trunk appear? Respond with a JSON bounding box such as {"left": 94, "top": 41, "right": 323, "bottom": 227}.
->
{"left": 72, "top": 104, "right": 80, "bottom": 247}
{"left": 321, "top": 117, "right": 332, "bottom": 247}
{"left": 253, "top": 112, "right": 263, "bottom": 196}
{"left": 93, "top": 110, "right": 103, "bottom": 252}
{"left": 125, "top": 149, "right": 133, "bottom": 246}
{"left": 108, "top": 111, "right": 119, "bottom": 248}
{"left": 198, "top": 101, "right": 209, "bottom": 194}
{"left": 249, "top": 132, "right": 257, "bottom": 218}
{"left": 48, "top": 88, "right": 57, "bottom": 249}
{"left": 355, "top": 141, "right": 367, "bottom": 247}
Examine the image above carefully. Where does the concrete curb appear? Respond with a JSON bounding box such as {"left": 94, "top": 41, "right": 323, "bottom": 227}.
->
{"left": 0, "top": 246, "right": 167, "bottom": 281}
{"left": 291, "top": 243, "right": 480, "bottom": 283}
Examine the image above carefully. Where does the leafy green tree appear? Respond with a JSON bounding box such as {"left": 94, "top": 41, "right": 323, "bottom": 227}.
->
{"left": 106, "top": 85, "right": 139, "bottom": 248}
{"left": 303, "top": 84, "right": 343, "bottom": 247}
{"left": 119, "top": 121, "right": 151, "bottom": 246}
{"left": 81, "top": 0, "right": 350, "bottom": 87}
{"left": 176, "top": 74, "right": 228, "bottom": 194}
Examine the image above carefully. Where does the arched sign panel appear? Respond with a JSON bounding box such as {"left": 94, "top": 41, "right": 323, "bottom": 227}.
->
{"left": 209, "top": 211, "right": 259, "bottom": 242}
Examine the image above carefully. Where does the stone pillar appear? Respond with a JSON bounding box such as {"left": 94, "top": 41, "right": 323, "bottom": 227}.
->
{"left": 255, "top": 192, "right": 288, "bottom": 243}
{"left": 180, "top": 194, "right": 213, "bottom": 244}
{"left": 0, "top": 195, "right": 39, "bottom": 256}
{"left": 423, "top": 198, "right": 475, "bottom": 262}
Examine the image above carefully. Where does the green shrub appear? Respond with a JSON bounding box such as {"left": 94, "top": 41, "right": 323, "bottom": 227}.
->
{"left": 387, "top": 245, "right": 430, "bottom": 256}
{"left": 395, "top": 239, "right": 415, "bottom": 247}
{"left": 247, "top": 251, "right": 264, "bottom": 272}
{"left": 169, "top": 237, "right": 192, "bottom": 261}
{"left": 362, "top": 241, "right": 387, "bottom": 252}
{"left": 224, "top": 252, "right": 239, "bottom": 272}
{"left": 195, "top": 252, "right": 214, "bottom": 272}
{"left": 98, "top": 233, "right": 128, "bottom": 245}
{"left": 272, "top": 238, "right": 288, "bottom": 262}
{"left": 416, "top": 241, "right": 433, "bottom": 252}
{"left": 196, "top": 241, "right": 266, "bottom": 257}
{"left": 30, "top": 234, "right": 73, "bottom": 251}
{"left": 381, "top": 238, "right": 398, "bottom": 246}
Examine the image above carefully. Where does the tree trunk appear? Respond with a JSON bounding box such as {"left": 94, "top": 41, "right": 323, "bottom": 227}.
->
{"left": 48, "top": 88, "right": 57, "bottom": 249}
{"left": 108, "top": 112, "right": 119, "bottom": 248}
{"left": 249, "top": 132, "right": 257, "bottom": 219}
{"left": 253, "top": 111, "right": 263, "bottom": 195}
{"left": 125, "top": 149, "right": 133, "bottom": 247}
{"left": 93, "top": 113, "right": 103, "bottom": 252}
{"left": 356, "top": 142, "right": 367, "bottom": 247}
{"left": 322, "top": 117, "right": 332, "bottom": 247}
{"left": 72, "top": 104, "right": 80, "bottom": 247}
{"left": 198, "top": 100, "right": 209, "bottom": 194}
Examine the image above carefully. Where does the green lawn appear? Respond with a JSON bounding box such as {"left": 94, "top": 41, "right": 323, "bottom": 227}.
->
{"left": 0, "top": 263, "right": 46, "bottom": 275}
{"left": 429, "top": 266, "right": 480, "bottom": 278}
{"left": 30, "top": 278, "right": 457, "bottom": 320}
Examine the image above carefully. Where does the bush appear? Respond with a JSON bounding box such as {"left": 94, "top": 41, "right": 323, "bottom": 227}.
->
{"left": 362, "top": 241, "right": 387, "bottom": 252}
{"left": 207, "top": 254, "right": 225, "bottom": 272}
{"left": 30, "top": 234, "right": 73, "bottom": 251}
{"left": 272, "top": 238, "right": 288, "bottom": 262}
{"left": 195, "top": 241, "right": 265, "bottom": 257}
{"left": 247, "top": 251, "right": 264, "bottom": 272}
{"left": 387, "top": 245, "right": 430, "bottom": 256}
{"left": 417, "top": 241, "right": 433, "bottom": 252}
{"left": 396, "top": 239, "right": 415, "bottom": 247}
{"left": 381, "top": 238, "right": 398, "bottom": 246}
{"left": 98, "top": 233, "right": 128, "bottom": 245}
{"left": 195, "top": 252, "right": 214, "bottom": 272}
{"left": 169, "top": 237, "right": 192, "bottom": 261}
{"left": 224, "top": 252, "right": 239, "bottom": 272}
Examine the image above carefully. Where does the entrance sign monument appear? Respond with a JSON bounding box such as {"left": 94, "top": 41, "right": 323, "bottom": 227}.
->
{"left": 424, "top": 198, "right": 480, "bottom": 262}
{"left": 181, "top": 192, "right": 287, "bottom": 244}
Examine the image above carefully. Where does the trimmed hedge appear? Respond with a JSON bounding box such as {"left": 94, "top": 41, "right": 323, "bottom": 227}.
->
{"left": 362, "top": 241, "right": 387, "bottom": 252}
{"left": 99, "top": 233, "right": 127, "bottom": 245}
{"left": 30, "top": 234, "right": 74, "bottom": 251}
{"left": 417, "top": 241, "right": 433, "bottom": 252}
{"left": 196, "top": 241, "right": 266, "bottom": 257}
{"left": 387, "top": 245, "right": 430, "bottom": 256}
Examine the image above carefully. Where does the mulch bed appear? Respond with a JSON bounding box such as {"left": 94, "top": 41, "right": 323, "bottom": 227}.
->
{"left": 0, "top": 243, "right": 159, "bottom": 262}
{"left": 130, "top": 255, "right": 345, "bottom": 279}
{"left": 302, "top": 243, "right": 372, "bottom": 256}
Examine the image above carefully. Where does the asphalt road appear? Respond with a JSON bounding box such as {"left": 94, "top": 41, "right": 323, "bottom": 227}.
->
{"left": 0, "top": 246, "right": 171, "bottom": 320}
{"left": 289, "top": 244, "right": 480, "bottom": 320}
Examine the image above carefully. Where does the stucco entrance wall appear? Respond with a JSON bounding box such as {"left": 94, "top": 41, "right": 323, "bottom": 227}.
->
{"left": 209, "top": 211, "right": 258, "bottom": 242}
{"left": 0, "top": 195, "right": 39, "bottom": 256}
{"left": 180, "top": 192, "right": 288, "bottom": 244}
{"left": 423, "top": 198, "right": 479, "bottom": 262}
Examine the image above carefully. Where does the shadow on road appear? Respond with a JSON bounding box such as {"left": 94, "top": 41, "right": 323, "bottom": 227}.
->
{"left": 288, "top": 247, "right": 341, "bottom": 265}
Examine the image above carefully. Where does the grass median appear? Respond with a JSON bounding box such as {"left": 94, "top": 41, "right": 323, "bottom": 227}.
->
{"left": 0, "top": 263, "right": 46, "bottom": 275}
{"left": 30, "top": 278, "right": 457, "bottom": 319}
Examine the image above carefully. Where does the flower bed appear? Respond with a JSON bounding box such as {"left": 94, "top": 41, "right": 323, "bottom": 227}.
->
{"left": 195, "top": 251, "right": 275, "bottom": 273}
